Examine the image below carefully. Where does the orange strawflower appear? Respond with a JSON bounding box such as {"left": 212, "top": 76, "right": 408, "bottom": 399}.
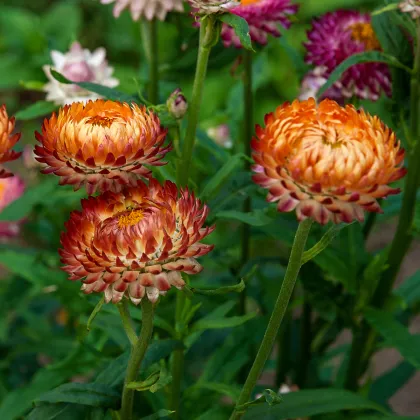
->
{"left": 35, "top": 100, "right": 170, "bottom": 194}
{"left": 252, "top": 99, "right": 406, "bottom": 224}
{"left": 0, "top": 105, "right": 21, "bottom": 178}
{"left": 60, "top": 179, "right": 215, "bottom": 304}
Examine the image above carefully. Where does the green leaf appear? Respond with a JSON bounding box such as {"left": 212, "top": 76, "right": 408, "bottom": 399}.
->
{"left": 149, "top": 366, "right": 172, "bottom": 393}
{"left": 19, "top": 80, "right": 46, "bottom": 91}
{"left": 186, "top": 382, "right": 241, "bottom": 401}
{"left": 189, "top": 279, "right": 245, "bottom": 296}
{"left": 215, "top": 209, "right": 274, "bottom": 226}
{"left": 364, "top": 308, "right": 420, "bottom": 369}
{"left": 317, "top": 51, "right": 411, "bottom": 98}
{"left": 28, "top": 403, "right": 94, "bottom": 420}
{"left": 243, "top": 389, "right": 386, "bottom": 419}
{"left": 15, "top": 101, "right": 58, "bottom": 120}
{"left": 395, "top": 270, "right": 420, "bottom": 307}
{"left": 354, "top": 417, "right": 420, "bottom": 420}
{"left": 219, "top": 14, "right": 254, "bottom": 51}
{"left": 372, "top": 3, "right": 399, "bottom": 15}
{"left": 139, "top": 410, "right": 175, "bottom": 420}
{"left": 127, "top": 371, "right": 161, "bottom": 391}
{"left": 191, "top": 311, "right": 256, "bottom": 333}
{"left": 200, "top": 154, "right": 246, "bottom": 201}
{"left": 35, "top": 383, "right": 120, "bottom": 408}
{"left": 50, "top": 70, "right": 138, "bottom": 103}
{"left": 302, "top": 224, "right": 350, "bottom": 265}
{"left": 237, "top": 389, "right": 283, "bottom": 410}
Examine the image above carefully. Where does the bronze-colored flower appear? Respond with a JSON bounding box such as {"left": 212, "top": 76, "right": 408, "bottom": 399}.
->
{"left": 252, "top": 98, "right": 406, "bottom": 224}
{"left": 60, "top": 179, "right": 215, "bottom": 303}
{"left": 35, "top": 100, "right": 170, "bottom": 194}
{"left": 0, "top": 105, "right": 21, "bottom": 178}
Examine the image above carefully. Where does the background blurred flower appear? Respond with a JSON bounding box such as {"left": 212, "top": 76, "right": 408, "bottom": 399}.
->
{"left": 35, "top": 100, "right": 170, "bottom": 194}
{"left": 189, "top": 0, "right": 239, "bottom": 15}
{"left": 43, "top": 42, "right": 119, "bottom": 105}
{"left": 101, "top": 0, "right": 184, "bottom": 20}
{"left": 305, "top": 10, "right": 391, "bottom": 101}
{"left": 206, "top": 124, "right": 232, "bottom": 148}
{"left": 298, "top": 66, "right": 344, "bottom": 104}
{"left": 0, "top": 105, "right": 21, "bottom": 178}
{"left": 221, "top": 0, "right": 299, "bottom": 48}
{"left": 60, "top": 179, "right": 214, "bottom": 304}
{"left": 400, "top": 0, "right": 420, "bottom": 19}
{"left": 252, "top": 99, "right": 406, "bottom": 224}
{"left": 0, "top": 175, "right": 25, "bottom": 238}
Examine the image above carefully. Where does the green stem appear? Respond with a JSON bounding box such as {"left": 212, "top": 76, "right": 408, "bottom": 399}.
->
{"left": 120, "top": 298, "right": 154, "bottom": 420}
{"left": 179, "top": 17, "right": 219, "bottom": 186}
{"left": 239, "top": 49, "right": 254, "bottom": 315}
{"left": 275, "top": 303, "right": 292, "bottom": 388}
{"left": 118, "top": 300, "right": 138, "bottom": 346}
{"left": 230, "top": 219, "right": 313, "bottom": 420}
{"left": 141, "top": 19, "right": 159, "bottom": 104}
{"left": 344, "top": 21, "right": 420, "bottom": 391}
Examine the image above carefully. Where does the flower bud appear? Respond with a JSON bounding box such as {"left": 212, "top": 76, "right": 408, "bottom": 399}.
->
{"left": 167, "top": 88, "right": 188, "bottom": 119}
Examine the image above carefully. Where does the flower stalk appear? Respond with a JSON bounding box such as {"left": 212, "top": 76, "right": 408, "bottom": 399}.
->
{"left": 120, "top": 298, "right": 155, "bottom": 420}
{"left": 230, "top": 218, "right": 313, "bottom": 420}
{"left": 344, "top": 20, "right": 420, "bottom": 391}
{"left": 141, "top": 19, "right": 159, "bottom": 104}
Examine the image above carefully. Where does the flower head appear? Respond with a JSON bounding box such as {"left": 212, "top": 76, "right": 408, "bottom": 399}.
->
{"left": 221, "top": 0, "right": 299, "bottom": 48}
{"left": 0, "top": 105, "right": 21, "bottom": 178}
{"left": 101, "top": 0, "right": 184, "bottom": 20}
{"left": 60, "top": 179, "right": 214, "bottom": 304}
{"left": 167, "top": 88, "right": 188, "bottom": 119}
{"left": 252, "top": 99, "right": 406, "bottom": 224}
{"left": 0, "top": 176, "right": 25, "bottom": 238}
{"left": 35, "top": 100, "right": 170, "bottom": 194}
{"left": 305, "top": 10, "right": 391, "bottom": 101}
{"left": 207, "top": 124, "right": 233, "bottom": 148}
{"left": 189, "top": 0, "right": 239, "bottom": 15}
{"left": 399, "top": 0, "right": 420, "bottom": 19}
{"left": 43, "top": 42, "right": 119, "bottom": 105}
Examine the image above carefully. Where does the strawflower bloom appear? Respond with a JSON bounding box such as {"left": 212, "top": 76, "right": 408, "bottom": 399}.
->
{"left": 60, "top": 179, "right": 215, "bottom": 304}
{"left": 43, "top": 41, "right": 119, "bottom": 105}
{"left": 35, "top": 100, "right": 170, "bottom": 194}
{"left": 189, "top": 0, "right": 239, "bottom": 15}
{"left": 0, "top": 176, "right": 25, "bottom": 238}
{"left": 101, "top": 0, "right": 184, "bottom": 20}
{"left": 252, "top": 99, "right": 406, "bottom": 225}
{"left": 221, "top": 0, "right": 299, "bottom": 48}
{"left": 0, "top": 105, "right": 21, "bottom": 178}
{"left": 305, "top": 10, "right": 391, "bottom": 101}
{"left": 399, "top": 0, "right": 420, "bottom": 19}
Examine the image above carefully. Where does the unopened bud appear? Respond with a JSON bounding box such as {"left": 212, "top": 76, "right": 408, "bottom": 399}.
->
{"left": 167, "top": 88, "right": 188, "bottom": 119}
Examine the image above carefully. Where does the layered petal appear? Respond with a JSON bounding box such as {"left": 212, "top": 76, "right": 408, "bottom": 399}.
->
{"left": 252, "top": 98, "right": 406, "bottom": 224}
{"left": 0, "top": 105, "right": 22, "bottom": 178}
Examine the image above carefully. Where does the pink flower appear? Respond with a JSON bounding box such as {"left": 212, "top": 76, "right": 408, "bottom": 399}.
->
{"left": 305, "top": 10, "right": 391, "bottom": 101}
{"left": 221, "top": 0, "right": 299, "bottom": 48}
{"left": 101, "top": 0, "right": 184, "bottom": 21}
{"left": 0, "top": 176, "right": 25, "bottom": 238}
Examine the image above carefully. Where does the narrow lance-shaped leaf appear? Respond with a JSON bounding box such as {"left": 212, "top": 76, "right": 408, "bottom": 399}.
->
{"left": 15, "top": 101, "right": 58, "bottom": 120}
{"left": 219, "top": 14, "right": 255, "bottom": 51}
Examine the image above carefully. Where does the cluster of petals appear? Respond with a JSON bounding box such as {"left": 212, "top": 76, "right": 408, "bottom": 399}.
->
{"left": 34, "top": 100, "right": 170, "bottom": 195}
{"left": 101, "top": 0, "right": 184, "bottom": 20}
{"left": 221, "top": 0, "right": 299, "bottom": 48}
{"left": 252, "top": 98, "right": 406, "bottom": 225}
{"left": 43, "top": 42, "right": 119, "bottom": 106}
{"left": 0, "top": 105, "right": 21, "bottom": 179}
{"left": 399, "top": 0, "right": 420, "bottom": 19}
{"left": 189, "top": 0, "right": 239, "bottom": 14}
{"left": 305, "top": 10, "right": 391, "bottom": 101}
{"left": 0, "top": 176, "right": 25, "bottom": 238}
{"left": 60, "top": 179, "right": 214, "bottom": 304}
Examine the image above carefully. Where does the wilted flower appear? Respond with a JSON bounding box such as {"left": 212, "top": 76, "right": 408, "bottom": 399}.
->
{"left": 221, "top": 0, "right": 299, "bottom": 48}
{"left": 206, "top": 124, "right": 232, "bottom": 148}
{"left": 167, "top": 88, "right": 188, "bottom": 119}
{"left": 189, "top": 0, "right": 239, "bottom": 15}
{"left": 35, "top": 100, "right": 170, "bottom": 195}
{"left": 43, "top": 42, "right": 119, "bottom": 105}
{"left": 399, "top": 0, "right": 420, "bottom": 19}
{"left": 0, "top": 105, "right": 21, "bottom": 178}
{"left": 60, "top": 179, "right": 214, "bottom": 304}
{"left": 305, "top": 11, "right": 391, "bottom": 101}
{"left": 101, "top": 0, "right": 184, "bottom": 20}
{"left": 252, "top": 99, "right": 406, "bottom": 225}
{"left": 0, "top": 176, "right": 25, "bottom": 238}
{"left": 298, "top": 67, "right": 344, "bottom": 104}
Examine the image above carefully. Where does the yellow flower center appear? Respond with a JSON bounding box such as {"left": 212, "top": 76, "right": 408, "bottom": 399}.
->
{"left": 118, "top": 209, "right": 144, "bottom": 228}
{"left": 241, "top": 0, "right": 261, "bottom": 4}
{"left": 349, "top": 22, "right": 380, "bottom": 50}
{"left": 87, "top": 115, "right": 115, "bottom": 128}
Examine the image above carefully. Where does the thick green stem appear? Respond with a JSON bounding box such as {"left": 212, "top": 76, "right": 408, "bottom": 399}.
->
{"left": 118, "top": 300, "right": 138, "bottom": 346}
{"left": 179, "top": 17, "right": 219, "bottom": 186}
{"left": 141, "top": 19, "right": 159, "bottom": 104}
{"left": 275, "top": 304, "right": 292, "bottom": 387}
{"left": 120, "top": 298, "right": 154, "bottom": 420}
{"left": 344, "top": 22, "right": 420, "bottom": 391}
{"left": 239, "top": 49, "right": 254, "bottom": 315}
{"left": 230, "top": 219, "right": 313, "bottom": 420}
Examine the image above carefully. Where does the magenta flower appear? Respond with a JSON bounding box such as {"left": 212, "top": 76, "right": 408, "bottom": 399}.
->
{"left": 305, "top": 10, "right": 391, "bottom": 101}
{"left": 221, "top": 0, "right": 299, "bottom": 48}
{"left": 0, "top": 176, "right": 25, "bottom": 238}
